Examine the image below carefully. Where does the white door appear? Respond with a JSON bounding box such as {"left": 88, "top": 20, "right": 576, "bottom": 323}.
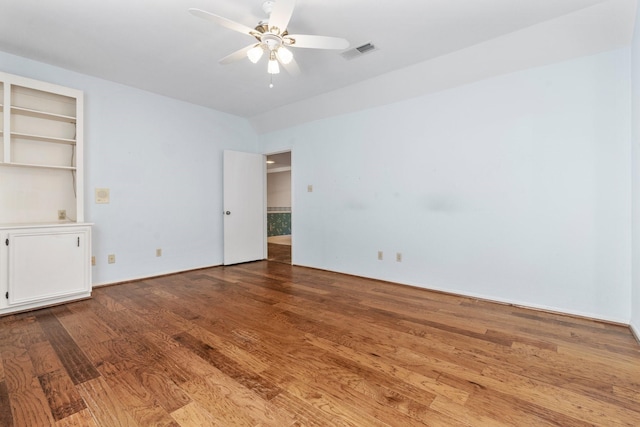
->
{"left": 223, "top": 150, "right": 266, "bottom": 265}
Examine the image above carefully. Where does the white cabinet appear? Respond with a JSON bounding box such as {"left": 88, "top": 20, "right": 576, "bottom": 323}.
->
{"left": 0, "top": 225, "right": 91, "bottom": 314}
{"left": 0, "top": 72, "right": 91, "bottom": 315}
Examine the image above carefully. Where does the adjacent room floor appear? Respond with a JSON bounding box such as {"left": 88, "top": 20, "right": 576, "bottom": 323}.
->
{"left": 267, "top": 235, "right": 291, "bottom": 264}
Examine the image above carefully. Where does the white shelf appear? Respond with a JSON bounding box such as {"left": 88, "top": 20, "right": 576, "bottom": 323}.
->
{"left": 0, "top": 70, "right": 84, "bottom": 226}
{"left": 0, "top": 161, "right": 76, "bottom": 171}
{"left": 11, "top": 131, "right": 76, "bottom": 145}
{"left": 11, "top": 105, "right": 76, "bottom": 123}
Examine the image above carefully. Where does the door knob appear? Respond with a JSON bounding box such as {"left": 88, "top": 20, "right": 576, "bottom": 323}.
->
{"left": 225, "top": 211, "right": 231, "bottom": 215}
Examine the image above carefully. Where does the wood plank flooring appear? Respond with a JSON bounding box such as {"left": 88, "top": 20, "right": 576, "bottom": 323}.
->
{"left": 1, "top": 261, "right": 639, "bottom": 426}
{"left": 268, "top": 243, "right": 292, "bottom": 264}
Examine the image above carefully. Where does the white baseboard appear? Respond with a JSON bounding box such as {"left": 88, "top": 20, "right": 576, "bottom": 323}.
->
{"left": 631, "top": 321, "right": 640, "bottom": 345}
{"left": 292, "top": 263, "right": 630, "bottom": 325}
{"left": 91, "top": 263, "right": 222, "bottom": 288}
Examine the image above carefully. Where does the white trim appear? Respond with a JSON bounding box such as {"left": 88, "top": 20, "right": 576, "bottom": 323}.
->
{"left": 91, "top": 263, "right": 222, "bottom": 288}
{"left": 631, "top": 321, "right": 640, "bottom": 344}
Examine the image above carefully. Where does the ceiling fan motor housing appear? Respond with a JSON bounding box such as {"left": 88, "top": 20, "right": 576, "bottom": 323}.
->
{"left": 262, "top": 33, "right": 282, "bottom": 50}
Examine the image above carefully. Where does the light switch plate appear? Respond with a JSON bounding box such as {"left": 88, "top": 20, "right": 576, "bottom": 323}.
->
{"left": 95, "top": 188, "right": 110, "bottom": 204}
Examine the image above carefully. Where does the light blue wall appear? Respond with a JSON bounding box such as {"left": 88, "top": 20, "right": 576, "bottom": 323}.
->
{"left": 0, "top": 51, "right": 259, "bottom": 285}
{"left": 262, "top": 48, "right": 632, "bottom": 323}
{"left": 631, "top": 4, "right": 640, "bottom": 337}
{"left": 2, "top": 44, "right": 635, "bottom": 325}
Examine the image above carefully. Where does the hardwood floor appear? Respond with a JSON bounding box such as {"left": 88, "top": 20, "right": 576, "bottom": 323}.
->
{"left": 268, "top": 243, "right": 292, "bottom": 264}
{"left": 1, "top": 261, "right": 639, "bottom": 426}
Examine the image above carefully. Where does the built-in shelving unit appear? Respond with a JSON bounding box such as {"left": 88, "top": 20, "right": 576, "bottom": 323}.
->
{"left": 0, "top": 71, "right": 91, "bottom": 316}
{"left": 0, "top": 72, "right": 83, "bottom": 223}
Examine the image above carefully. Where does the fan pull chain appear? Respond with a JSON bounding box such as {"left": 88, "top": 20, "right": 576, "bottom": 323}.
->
{"left": 269, "top": 74, "right": 274, "bottom": 88}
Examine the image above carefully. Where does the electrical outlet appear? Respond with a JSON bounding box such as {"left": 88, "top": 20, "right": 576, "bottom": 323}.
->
{"left": 396, "top": 252, "right": 402, "bottom": 262}
{"left": 91, "top": 256, "right": 96, "bottom": 266}
{"left": 58, "top": 210, "right": 66, "bottom": 220}
{"left": 108, "top": 254, "right": 116, "bottom": 264}
{"left": 377, "top": 251, "right": 383, "bottom": 261}
{"left": 156, "top": 248, "right": 162, "bottom": 257}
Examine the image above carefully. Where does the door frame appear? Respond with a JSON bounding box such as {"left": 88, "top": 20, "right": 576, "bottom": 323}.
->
{"left": 265, "top": 149, "right": 293, "bottom": 264}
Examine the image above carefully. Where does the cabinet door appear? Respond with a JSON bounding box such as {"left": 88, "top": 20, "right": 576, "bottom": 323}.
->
{"left": 7, "top": 229, "right": 89, "bottom": 306}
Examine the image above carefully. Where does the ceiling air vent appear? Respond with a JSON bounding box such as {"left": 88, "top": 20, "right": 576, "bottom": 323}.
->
{"left": 341, "top": 42, "right": 378, "bottom": 60}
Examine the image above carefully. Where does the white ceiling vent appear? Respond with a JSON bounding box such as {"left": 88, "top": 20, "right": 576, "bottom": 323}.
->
{"left": 341, "top": 42, "right": 378, "bottom": 60}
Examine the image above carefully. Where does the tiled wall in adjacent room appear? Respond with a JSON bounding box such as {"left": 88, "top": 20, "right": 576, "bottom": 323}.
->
{"left": 268, "top": 211, "right": 291, "bottom": 236}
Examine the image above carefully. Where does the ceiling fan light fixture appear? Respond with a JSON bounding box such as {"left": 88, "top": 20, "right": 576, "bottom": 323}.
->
{"left": 276, "top": 46, "right": 293, "bottom": 65}
{"left": 267, "top": 52, "right": 280, "bottom": 74}
{"left": 247, "top": 45, "right": 264, "bottom": 63}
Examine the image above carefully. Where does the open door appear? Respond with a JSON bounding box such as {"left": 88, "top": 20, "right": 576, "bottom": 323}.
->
{"left": 223, "top": 150, "right": 266, "bottom": 265}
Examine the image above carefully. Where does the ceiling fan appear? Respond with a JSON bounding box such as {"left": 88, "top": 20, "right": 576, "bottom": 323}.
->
{"left": 189, "top": 0, "right": 349, "bottom": 81}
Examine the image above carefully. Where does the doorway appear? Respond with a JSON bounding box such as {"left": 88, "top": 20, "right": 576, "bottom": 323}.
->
{"left": 266, "top": 151, "right": 292, "bottom": 264}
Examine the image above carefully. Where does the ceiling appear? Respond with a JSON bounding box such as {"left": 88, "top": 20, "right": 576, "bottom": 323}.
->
{"left": 0, "top": 0, "right": 636, "bottom": 128}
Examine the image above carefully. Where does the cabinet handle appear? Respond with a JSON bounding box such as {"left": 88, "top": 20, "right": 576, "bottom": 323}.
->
{"left": 77, "top": 236, "right": 80, "bottom": 247}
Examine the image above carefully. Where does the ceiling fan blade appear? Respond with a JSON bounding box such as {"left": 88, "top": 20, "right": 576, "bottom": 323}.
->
{"left": 219, "top": 44, "right": 255, "bottom": 65}
{"left": 285, "top": 34, "right": 349, "bottom": 50}
{"left": 189, "top": 8, "right": 257, "bottom": 36}
{"left": 282, "top": 57, "right": 301, "bottom": 77}
{"left": 268, "top": 0, "right": 295, "bottom": 35}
